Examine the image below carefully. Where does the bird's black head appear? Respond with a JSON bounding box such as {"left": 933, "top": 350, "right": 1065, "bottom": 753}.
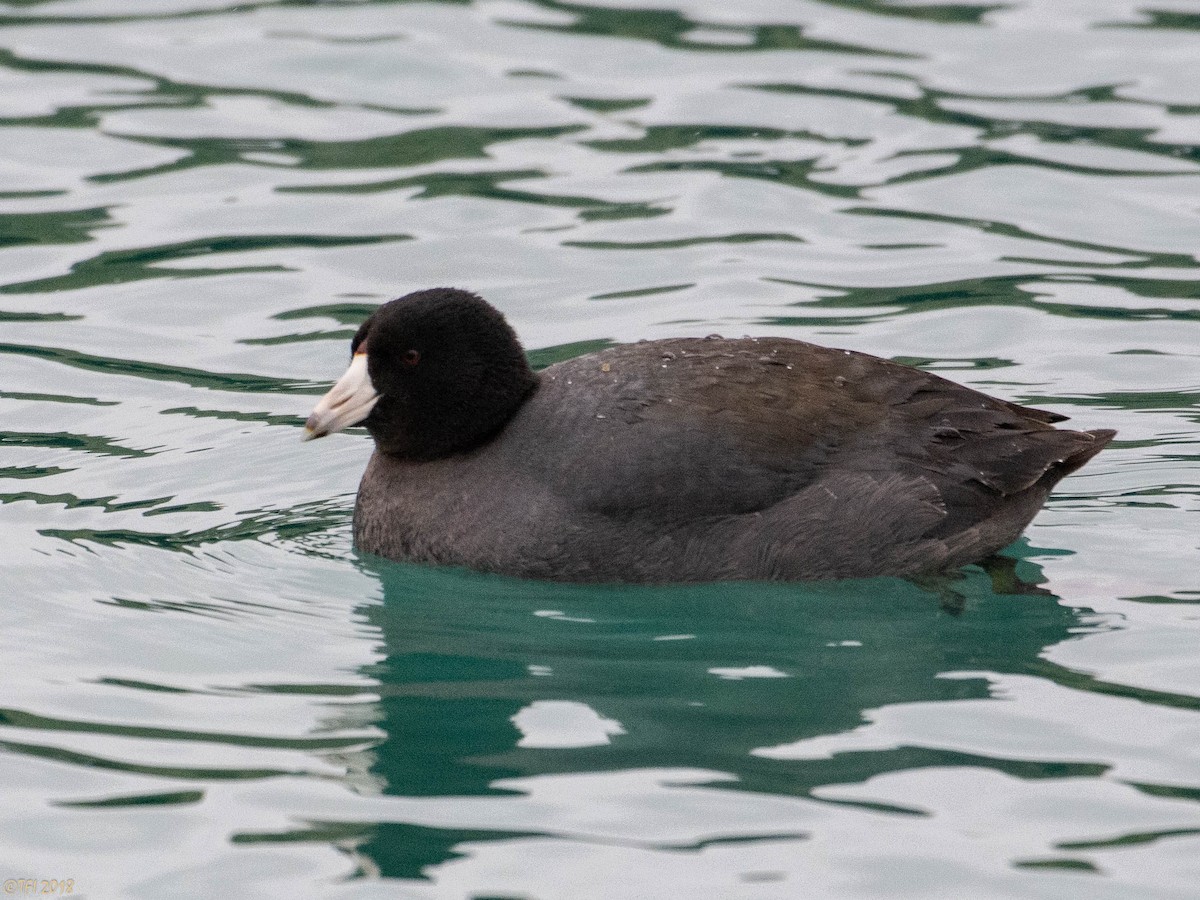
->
{"left": 306, "top": 288, "right": 537, "bottom": 458}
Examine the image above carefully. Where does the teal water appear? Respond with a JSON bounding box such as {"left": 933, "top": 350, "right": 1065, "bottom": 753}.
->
{"left": 1, "top": 1, "right": 1198, "bottom": 897}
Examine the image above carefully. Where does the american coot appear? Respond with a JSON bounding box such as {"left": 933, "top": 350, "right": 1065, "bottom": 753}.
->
{"left": 305, "top": 288, "right": 1115, "bottom": 583}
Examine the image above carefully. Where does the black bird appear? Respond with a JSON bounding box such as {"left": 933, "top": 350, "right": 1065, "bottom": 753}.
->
{"left": 305, "top": 287, "right": 1114, "bottom": 582}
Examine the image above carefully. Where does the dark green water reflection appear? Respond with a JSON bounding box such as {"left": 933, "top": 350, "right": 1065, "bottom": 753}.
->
{"left": 279, "top": 549, "right": 1103, "bottom": 878}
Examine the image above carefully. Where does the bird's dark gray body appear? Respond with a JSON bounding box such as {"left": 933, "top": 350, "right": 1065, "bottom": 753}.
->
{"left": 352, "top": 335, "right": 1113, "bottom": 582}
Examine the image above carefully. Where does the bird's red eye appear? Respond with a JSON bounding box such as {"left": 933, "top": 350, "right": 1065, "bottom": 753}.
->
{"left": 403, "top": 349, "right": 421, "bottom": 367}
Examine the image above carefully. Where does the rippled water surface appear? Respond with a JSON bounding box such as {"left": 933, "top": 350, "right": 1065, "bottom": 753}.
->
{"left": 1, "top": 1, "right": 1199, "bottom": 897}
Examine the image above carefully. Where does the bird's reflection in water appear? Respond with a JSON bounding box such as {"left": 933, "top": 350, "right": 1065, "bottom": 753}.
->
{"left": 342, "top": 544, "right": 1097, "bottom": 879}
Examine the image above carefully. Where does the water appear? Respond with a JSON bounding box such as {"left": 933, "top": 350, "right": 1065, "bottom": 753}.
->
{"left": 1, "top": 0, "right": 1198, "bottom": 896}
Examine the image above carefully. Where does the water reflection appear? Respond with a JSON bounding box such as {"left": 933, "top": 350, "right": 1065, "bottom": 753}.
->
{"left": 344, "top": 546, "right": 1097, "bottom": 878}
